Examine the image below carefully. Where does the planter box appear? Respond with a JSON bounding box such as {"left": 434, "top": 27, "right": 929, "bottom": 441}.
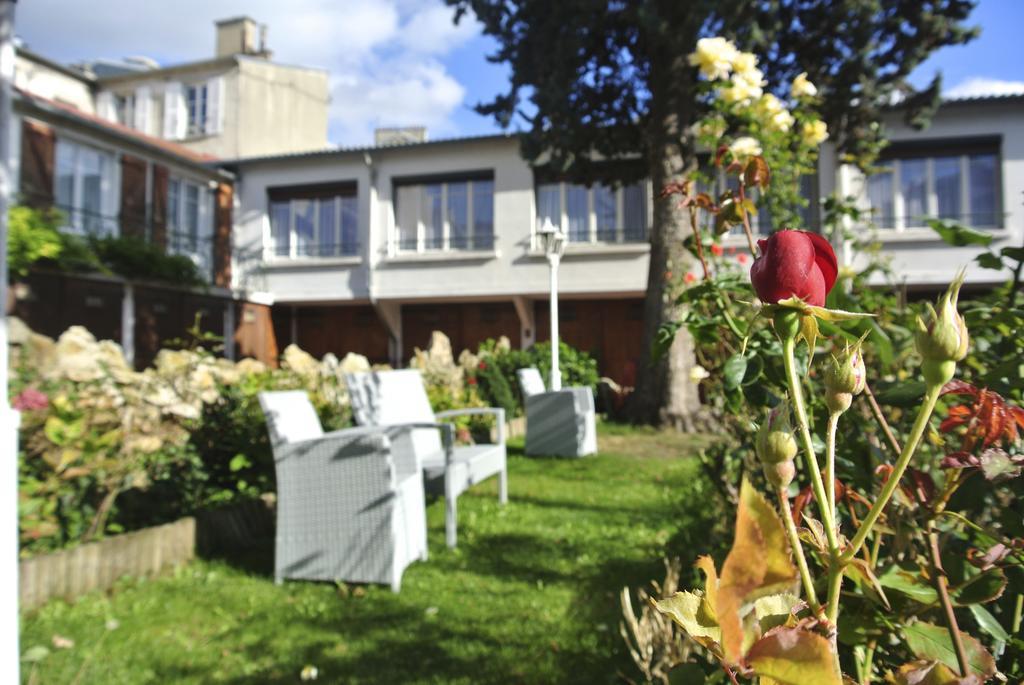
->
{"left": 19, "top": 517, "right": 196, "bottom": 611}
{"left": 19, "top": 498, "right": 276, "bottom": 611}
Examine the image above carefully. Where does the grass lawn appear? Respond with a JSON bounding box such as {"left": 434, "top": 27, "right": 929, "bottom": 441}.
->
{"left": 20, "top": 425, "right": 721, "bottom": 684}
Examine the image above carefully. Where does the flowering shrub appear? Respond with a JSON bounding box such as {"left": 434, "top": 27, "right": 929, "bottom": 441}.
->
{"left": 9, "top": 320, "right": 361, "bottom": 553}
{"left": 626, "top": 36, "right": 1024, "bottom": 685}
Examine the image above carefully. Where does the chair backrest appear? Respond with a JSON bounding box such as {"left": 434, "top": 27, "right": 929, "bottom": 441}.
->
{"left": 259, "top": 390, "right": 324, "bottom": 448}
{"left": 517, "top": 367, "right": 546, "bottom": 398}
{"left": 345, "top": 369, "right": 442, "bottom": 455}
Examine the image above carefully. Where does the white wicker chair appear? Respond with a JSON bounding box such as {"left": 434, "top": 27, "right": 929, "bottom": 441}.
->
{"left": 259, "top": 390, "right": 427, "bottom": 592}
{"left": 517, "top": 367, "right": 598, "bottom": 458}
{"left": 344, "top": 369, "right": 508, "bottom": 549}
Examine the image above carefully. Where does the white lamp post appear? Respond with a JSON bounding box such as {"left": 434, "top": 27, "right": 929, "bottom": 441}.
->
{"left": 0, "top": 1, "right": 20, "bottom": 680}
{"left": 536, "top": 218, "right": 566, "bottom": 391}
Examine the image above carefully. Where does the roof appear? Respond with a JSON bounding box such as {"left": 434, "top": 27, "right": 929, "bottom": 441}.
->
{"left": 220, "top": 132, "right": 520, "bottom": 167}
{"left": 15, "top": 87, "right": 221, "bottom": 169}
{"left": 16, "top": 47, "right": 94, "bottom": 84}
{"left": 940, "top": 92, "right": 1024, "bottom": 105}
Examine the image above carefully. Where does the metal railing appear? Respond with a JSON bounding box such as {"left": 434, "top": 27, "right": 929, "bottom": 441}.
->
{"left": 391, "top": 233, "right": 497, "bottom": 253}
{"left": 272, "top": 241, "right": 361, "bottom": 258}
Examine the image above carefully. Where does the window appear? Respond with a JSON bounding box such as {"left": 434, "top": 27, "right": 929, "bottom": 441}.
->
{"left": 54, "top": 139, "right": 118, "bottom": 236}
{"left": 114, "top": 93, "right": 135, "bottom": 128}
{"left": 268, "top": 184, "right": 359, "bottom": 258}
{"left": 394, "top": 174, "right": 494, "bottom": 252}
{"left": 534, "top": 180, "right": 649, "bottom": 244}
{"left": 167, "top": 177, "right": 212, "bottom": 279}
{"left": 865, "top": 144, "right": 1002, "bottom": 230}
{"left": 186, "top": 84, "right": 208, "bottom": 136}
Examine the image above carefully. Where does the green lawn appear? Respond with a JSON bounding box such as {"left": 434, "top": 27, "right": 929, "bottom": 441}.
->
{"left": 20, "top": 426, "right": 720, "bottom": 684}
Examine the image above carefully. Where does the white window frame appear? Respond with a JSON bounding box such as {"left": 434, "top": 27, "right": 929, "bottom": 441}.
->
{"left": 393, "top": 177, "right": 495, "bottom": 254}
{"left": 167, "top": 175, "right": 214, "bottom": 280}
{"left": 534, "top": 179, "right": 651, "bottom": 245}
{"left": 53, "top": 137, "right": 119, "bottom": 237}
{"left": 267, "top": 191, "right": 360, "bottom": 260}
{"left": 865, "top": 150, "right": 1003, "bottom": 232}
{"left": 186, "top": 83, "right": 209, "bottom": 137}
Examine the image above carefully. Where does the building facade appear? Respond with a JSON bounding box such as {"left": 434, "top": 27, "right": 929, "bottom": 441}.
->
{"left": 226, "top": 95, "right": 1023, "bottom": 383}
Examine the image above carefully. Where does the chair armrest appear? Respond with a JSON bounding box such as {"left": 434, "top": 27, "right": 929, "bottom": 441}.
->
{"left": 379, "top": 421, "right": 456, "bottom": 466}
{"left": 435, "top": 407, "right": 506, "bottom": 445}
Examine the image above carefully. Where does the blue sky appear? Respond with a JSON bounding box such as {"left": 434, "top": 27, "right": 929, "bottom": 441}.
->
{"left": 17, "top": 0, "right": 1022, "bottom": 146}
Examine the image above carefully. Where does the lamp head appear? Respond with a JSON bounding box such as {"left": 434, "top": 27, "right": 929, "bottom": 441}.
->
{"left": 537, "top": 218, "right": 566, "bottom": 256}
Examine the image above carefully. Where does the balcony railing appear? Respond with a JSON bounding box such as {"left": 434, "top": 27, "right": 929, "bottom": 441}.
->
{"left": 272, "top": 242, "right": 361, "bottom": 259}
{"left": 392, "top": 233, "right": 497, "bottom": 253}
{"left": 48, "top": 202, "right": 216, "bottom": 282}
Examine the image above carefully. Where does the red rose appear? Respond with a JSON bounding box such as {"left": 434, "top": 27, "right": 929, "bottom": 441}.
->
{"left": 737, "top": 253, "right": 749, "bottom": 265}
{"left": 750, "top": 230, "right": 837, "bottom": 307}
{"left": 710, "top": 243, "right": 724, "bottom": 257}
{"left": 684, "top": 272, "right": 697, "bottom": 284}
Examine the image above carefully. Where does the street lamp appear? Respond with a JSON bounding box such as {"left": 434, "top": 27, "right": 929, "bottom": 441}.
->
{"left": 537, "top": 218, "right": 566, "bottom": 391}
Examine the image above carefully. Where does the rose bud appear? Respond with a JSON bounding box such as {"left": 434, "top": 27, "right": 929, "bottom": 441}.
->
{"left": 756, "top": 402, "right": 798, "bottom": 488}
{"left": 915, "top": 273, "right": 969, "bottom": 386}
{"left": 823, "top": 341, "right": 866, "bottom": 414}
{"left": 750, "top": 229, "right": 838, "bottom": 307}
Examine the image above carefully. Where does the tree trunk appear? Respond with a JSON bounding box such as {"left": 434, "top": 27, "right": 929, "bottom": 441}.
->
{"left": 628, "top": 33, "right": 701, "bottom": 430}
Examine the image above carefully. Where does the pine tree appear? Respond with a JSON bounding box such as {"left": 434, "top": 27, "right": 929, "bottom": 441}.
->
{"left": 447, "top": 0, "right": 977, "bottom": 426}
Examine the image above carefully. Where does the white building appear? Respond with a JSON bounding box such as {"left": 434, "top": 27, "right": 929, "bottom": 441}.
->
{"left": 225, "top": 94, "right": 1023, "bottom": 382}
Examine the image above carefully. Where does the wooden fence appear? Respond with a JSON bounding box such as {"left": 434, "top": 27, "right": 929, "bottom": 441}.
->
{"left": 19, "top": 499, "right": 276, "bottom": 611}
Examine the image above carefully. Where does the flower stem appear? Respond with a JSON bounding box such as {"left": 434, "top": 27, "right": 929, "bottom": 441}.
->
{"left": 842, "top": 383, "right": 943, "bottom": 563}
{"left": 826, "top": 561, "right": 843, "bottom": 623}
{"left": 928, "top": 527, "right": 971, "bottom": 678}
{"left": 826, "top": 412, "right": 840, "bottom": 524}
{"left": 782, "top": 337, "right": 839, "bottom": 552}
{"left": 737, "top": 184, "right": 758, "bottom": 257}
{"left": 778, "top": 488, "right": 820, "bottom": 613}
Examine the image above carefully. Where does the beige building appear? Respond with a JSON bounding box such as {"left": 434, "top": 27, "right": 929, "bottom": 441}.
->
{"left": 90, "top": 17, "right": 330, "bottom": 159}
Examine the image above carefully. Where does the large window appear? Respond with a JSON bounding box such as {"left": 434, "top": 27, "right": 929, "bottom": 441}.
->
{"left": 535, "top": 180, "right": 649, "bottom": 244}
{"left": 167, "top": 176, "right": 212, "bottom": 279}
{"left": 395, "top": 174, "right": 494, "bottom": 252}
{"left": 269, "top": 184, "right": 359, "bottom": 258}
{"left": 865, "top": 145, "right": 1002, "bottom": 230}
{"left": 54, "top": 138, "right": 118, "bottom": 236}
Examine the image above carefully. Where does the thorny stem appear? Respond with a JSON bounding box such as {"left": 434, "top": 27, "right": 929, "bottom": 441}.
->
{"left": 826, "top": 412, "right": 840, "bottom": 525}
{"left": 842, "top": 383, "right": 943, "bottom": 563}
{"left": 863, "top": 381, "right": 901, "bottom": 455}
{"left": 782, "top": 337, "right": 839, "bottom": 552}
{"left": 928, "top": 528, "right": 971, "bottom": 678}
{"left": 737, "top": 184, "right": 758, "bottom": 256}
{"left": 689, "top": 205, "right": 710, "bottom": 280}
{"left": 778, "top": 489, "right": 821, "bottom": 613}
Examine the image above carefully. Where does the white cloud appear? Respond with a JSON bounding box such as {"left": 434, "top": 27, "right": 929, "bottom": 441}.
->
{"left": 945, "top": 77, "right": 1024, "bottom": 99}
{"left": 15, "top": 0, "right": 480, "bottom": 146}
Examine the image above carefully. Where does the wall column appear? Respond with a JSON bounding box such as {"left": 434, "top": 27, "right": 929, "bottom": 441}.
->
{"left": 512, "top": 295, "right": 535, "bottom": 349}
{"left": 372, "top": 299, "right": 402, "bottom": 367}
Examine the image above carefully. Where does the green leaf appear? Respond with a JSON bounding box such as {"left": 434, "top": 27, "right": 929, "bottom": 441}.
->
{"left": 903, "top": 621, "right": 996, "bottom": 677}
{"left": 747, "top": 627, "right": 841, "bottom": 685}
{"left": 654, "top": 591, "right": 721, "bottom": 644}
{"left": 873, "top": 381, "right": 927, "bottom": 407}
{"left": 928, "top": 219, "right": 994, "bottom": 247}
{"left": 1000, "top": 246, "right": 1024, "bottom": 263}
{"left": 878, "top": 567, "right": 938, "bottom": 604}
{"left": 723, "top": 354, "right": 748, "bottom": 390}
{"left": 21, "top": 645, "right": 50, "bottom": 663}
{"left": 753, "top": 593, "right": 801, "bottom": 631}
{"left": 953, "top": 568, "right": 1007, "bottom": 605}
{"left": 974, "top": 252, "right": 1004, "bottom": 270}
{"left": 229, "top": 454, "right": 252, "bottom": 472}
{"left": 968, "top": 603, "right": 1009, "bottom": 643}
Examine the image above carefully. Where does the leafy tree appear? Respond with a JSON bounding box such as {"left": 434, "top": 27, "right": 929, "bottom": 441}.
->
{"left": 446, "top": 0, "right": 977, "bottom": 426}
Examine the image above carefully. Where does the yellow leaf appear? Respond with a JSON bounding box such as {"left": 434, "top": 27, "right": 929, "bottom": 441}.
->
{"left": 718, "top": 478, "right": 798, "bottom": 664}
{"left": 747, "top": 627, "right": 841, "bottom": 685}
{"left": 653, "top": 591, "right": 721, "bottom": 646}
{"left": 695, "top": 555, "right": 719, "bottom": 620}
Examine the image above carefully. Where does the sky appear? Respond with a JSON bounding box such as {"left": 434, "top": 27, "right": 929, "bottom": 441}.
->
{"left": 15, "top": 0, "right": 1024, "bottom": 147}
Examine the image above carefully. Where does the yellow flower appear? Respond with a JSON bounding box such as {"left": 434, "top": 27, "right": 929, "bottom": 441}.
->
{"left": 732, "top": 51, "right": 759, "bottom": 79}
{"left": 728, "top": 136, "right": 762, "bottom": 162}
{"left": 791, "top": 72, "right": 818, "bottom": 98}
{"left": 769, "top": 110, "right": 795, "bottom": 132}
{"left": 721, "top": 78, "right": 762, "bottom": 105}
{"left": 801, "top": 119, "right": 828, "bottom": 146}
{"left": 687, "top": 37, "right": 739, "bottom": 80}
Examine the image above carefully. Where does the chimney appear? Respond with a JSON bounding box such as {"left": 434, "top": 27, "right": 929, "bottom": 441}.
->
{"left": 215, "top": 17, "right": 265, "bottom": 57}
{"left": 374, "top": 127, "right": 428, "bottom": 146}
